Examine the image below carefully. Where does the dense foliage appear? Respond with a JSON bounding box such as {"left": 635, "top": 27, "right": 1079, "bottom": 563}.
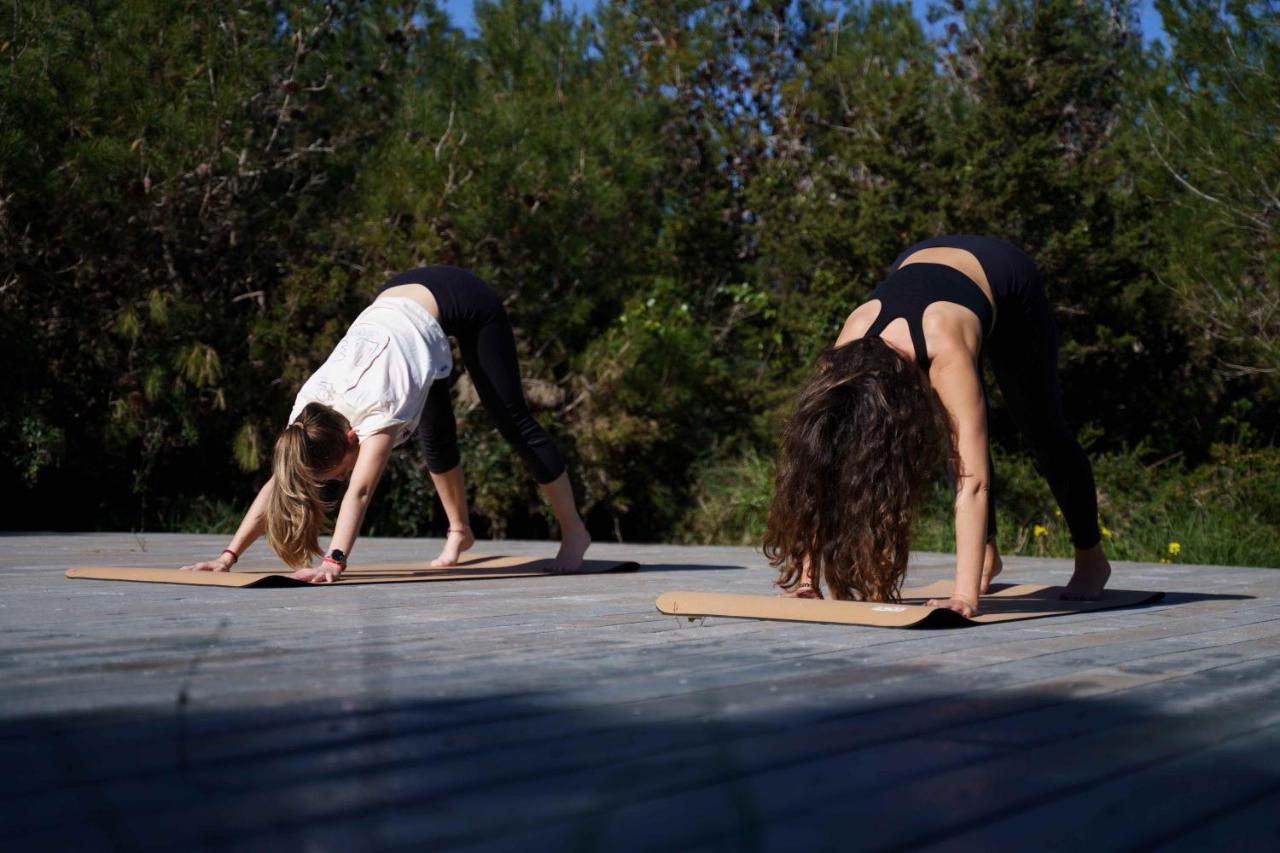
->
{"left": 3, "top": 1, "right": 1277, "bottom": 566}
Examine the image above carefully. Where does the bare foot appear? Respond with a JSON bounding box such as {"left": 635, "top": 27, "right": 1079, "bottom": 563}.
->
{"left": 430, "top": 526, "right": 475, "bottom": 567}
{"left": 551, "top": 526, "right": 592, "bottom": 573}
{"left": 1061, "top": 543, "right": 1112, "bottom": 600}
{"left": 980, "top": 540, "right": 1003, "bottom": 594}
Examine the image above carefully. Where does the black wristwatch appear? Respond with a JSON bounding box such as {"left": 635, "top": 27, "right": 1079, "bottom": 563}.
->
{"left": 325, "top": 549, "right": 347, "bottom": 565}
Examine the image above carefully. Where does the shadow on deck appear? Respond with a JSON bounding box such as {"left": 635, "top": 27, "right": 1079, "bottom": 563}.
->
{"left": 4, "top": 653, "right": 1278, "bottom": 851}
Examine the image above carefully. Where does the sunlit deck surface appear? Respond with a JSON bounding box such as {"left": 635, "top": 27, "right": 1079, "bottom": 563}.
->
{"left": 3, "top": 533, "right": 1279, "bottom": 850}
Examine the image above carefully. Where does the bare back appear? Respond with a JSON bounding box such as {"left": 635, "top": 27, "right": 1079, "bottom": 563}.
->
{"left": 377, "top": 282, "right": 442, "bottom": 320}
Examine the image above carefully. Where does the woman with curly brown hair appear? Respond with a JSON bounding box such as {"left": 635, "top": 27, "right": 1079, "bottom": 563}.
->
{"left": 763, "top": 236, "right": 1111, "bottom": 616}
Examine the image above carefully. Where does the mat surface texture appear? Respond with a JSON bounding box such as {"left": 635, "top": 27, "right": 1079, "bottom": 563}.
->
{"left": 656, "top": 581, "right": 1165, "bottom": 627}
{"left": 66, "top": 554, "right": 639, "bottom": 587}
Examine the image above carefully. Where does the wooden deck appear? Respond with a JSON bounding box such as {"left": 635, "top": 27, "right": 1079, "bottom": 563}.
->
{"left": 3, "top": 533, "right": 1278, "bottom": 851}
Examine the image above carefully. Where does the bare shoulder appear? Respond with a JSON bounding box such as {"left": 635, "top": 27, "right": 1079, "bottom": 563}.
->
{"left": 835, "top": 300, "right": 882, "bottom": 347}
{"left": 924, "top": 311, "right": 984, "bottom": 401}
{"left": 922, "top": 303, "right": 983, "bottom": 364}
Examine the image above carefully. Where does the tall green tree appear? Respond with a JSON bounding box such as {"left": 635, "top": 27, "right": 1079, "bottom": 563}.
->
{"left": 1142, "top": 0, "right": 1279, "bottom": 439}
{"left": 0, "top": 0, "right": 441, "bottom": 526}
{"left": 2, "top": 0, "right": 1276, "bottom": 550}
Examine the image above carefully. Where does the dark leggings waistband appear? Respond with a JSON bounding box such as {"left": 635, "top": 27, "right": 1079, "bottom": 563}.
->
{"left": 381, "top": 266, "right": 567, "bottom": 484}
{"left": 380, "top": 265, "right": 503, "bottom": 338}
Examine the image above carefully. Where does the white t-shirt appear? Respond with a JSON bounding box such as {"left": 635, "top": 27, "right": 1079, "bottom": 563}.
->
{"left": 288, "top": 297, "right": 453, "bottom": 447}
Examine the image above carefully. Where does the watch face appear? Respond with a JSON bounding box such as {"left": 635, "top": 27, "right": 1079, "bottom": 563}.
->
{"left": 329, "top": 549, "right": 346, "bottom": 562}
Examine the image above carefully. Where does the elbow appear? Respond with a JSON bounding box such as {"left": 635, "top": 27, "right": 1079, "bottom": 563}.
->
{"left": 955, "top": 476, "right": 990, "bottom": 502}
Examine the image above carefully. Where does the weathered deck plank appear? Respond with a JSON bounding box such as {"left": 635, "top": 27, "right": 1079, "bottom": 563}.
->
{"left": 1155, "top": 788, "right": 1280, "bottom": 852}
{"left": 932, "top": 722, "right": 1280, "bottom": 851}
{"left": 1, "top": 533, "right": 1277, "bottom": 850}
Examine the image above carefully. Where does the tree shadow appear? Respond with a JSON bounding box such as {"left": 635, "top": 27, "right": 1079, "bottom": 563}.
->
{"left": 4, "top": 653, "right": 1278, "bottom": 851}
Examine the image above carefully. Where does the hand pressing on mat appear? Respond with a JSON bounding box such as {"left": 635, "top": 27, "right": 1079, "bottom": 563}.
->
{"left": 182, "top": 547, "right": 240, "bottom": 572}
{"left": 291, "top": 555, "right": 345, "bottom": 584}
{"left": 181, "top": 480, "right": 276, "bottom": 572}
{"left": 181, "top": 553, "right": 236, "bottom": 572}
{"left": 926, "top": 595, "right": 979, "bottom": 618}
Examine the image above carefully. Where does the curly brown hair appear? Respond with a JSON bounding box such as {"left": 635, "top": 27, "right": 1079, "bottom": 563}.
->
{"left": 763, "top": 337, "right": 957, "bottom": 602}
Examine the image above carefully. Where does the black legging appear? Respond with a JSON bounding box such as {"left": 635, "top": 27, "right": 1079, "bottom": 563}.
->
{"left": 984, "top": 278, "right": 1101, "bottom": 549}
{"left": 891, "top": 236, "right": 1102, "bottom": 550}
{"left": 379, "top": 266, "right": 566, "bottom": 484}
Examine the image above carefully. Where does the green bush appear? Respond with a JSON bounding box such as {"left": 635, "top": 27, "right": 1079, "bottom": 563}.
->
{"left": 4, "top": 0, "right": 1278, "bottom": 572}
{"left": 681, "top": 444, "right": 1280, "bottom": 569}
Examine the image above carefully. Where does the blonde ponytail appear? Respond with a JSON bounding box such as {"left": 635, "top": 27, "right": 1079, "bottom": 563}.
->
{"left": 267, "top": 403, "right": 351, "bottom": 567}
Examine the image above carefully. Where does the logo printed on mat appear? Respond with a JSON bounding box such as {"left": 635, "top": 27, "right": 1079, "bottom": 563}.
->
{"left": 872, "top": 605, "right": 908, "bottom": 612}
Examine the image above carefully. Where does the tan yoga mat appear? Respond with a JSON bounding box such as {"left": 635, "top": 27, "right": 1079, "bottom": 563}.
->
{"left": 656, "top": 581, "right": 1165, "bottom": 628}
{"left": 66, "top": 554, "right": 639, "bottom": 588}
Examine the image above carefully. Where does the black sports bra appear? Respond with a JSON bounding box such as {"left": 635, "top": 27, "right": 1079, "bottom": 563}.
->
{"left": 865, "top": 263, "right": 994, "bottom": 370}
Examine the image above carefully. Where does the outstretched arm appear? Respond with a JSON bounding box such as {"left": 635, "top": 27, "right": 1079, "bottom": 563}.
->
{"left": 292, "top": 431, "right": 395, "bottom": 583}
{"left": 928, "top": 352, "right": 990, "bottom": 616}
{"left": 181, "top": 477, "right": 275, "bottom": 571}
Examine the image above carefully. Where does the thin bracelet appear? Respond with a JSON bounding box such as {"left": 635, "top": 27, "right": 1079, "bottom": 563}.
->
{"left": 322, "top": 555, "right": 347, "bottom": 569}
{"left": 221, "top": 548, "right": 239, "bottom": 565}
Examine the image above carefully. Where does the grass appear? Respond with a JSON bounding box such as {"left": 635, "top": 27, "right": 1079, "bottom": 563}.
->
{"left": 158, "top": 440, "right": 1280, "bottom": 570}
{"left": 678, "top": 443, "right": 1280, "bottom": 569}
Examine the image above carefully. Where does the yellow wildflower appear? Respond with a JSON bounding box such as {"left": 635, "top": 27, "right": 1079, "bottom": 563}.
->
{"left": 1033, "top": 524, "right": 1048, "bottom": 538}
{"left": 1101, "top": 526, "right": 1113, "bottom": 539}
{"left": 1160, "top": 557, "right": 1171, "bottom": 564}
{"left": 1168, "top": 542, "right": 1182, "bottom": 556}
